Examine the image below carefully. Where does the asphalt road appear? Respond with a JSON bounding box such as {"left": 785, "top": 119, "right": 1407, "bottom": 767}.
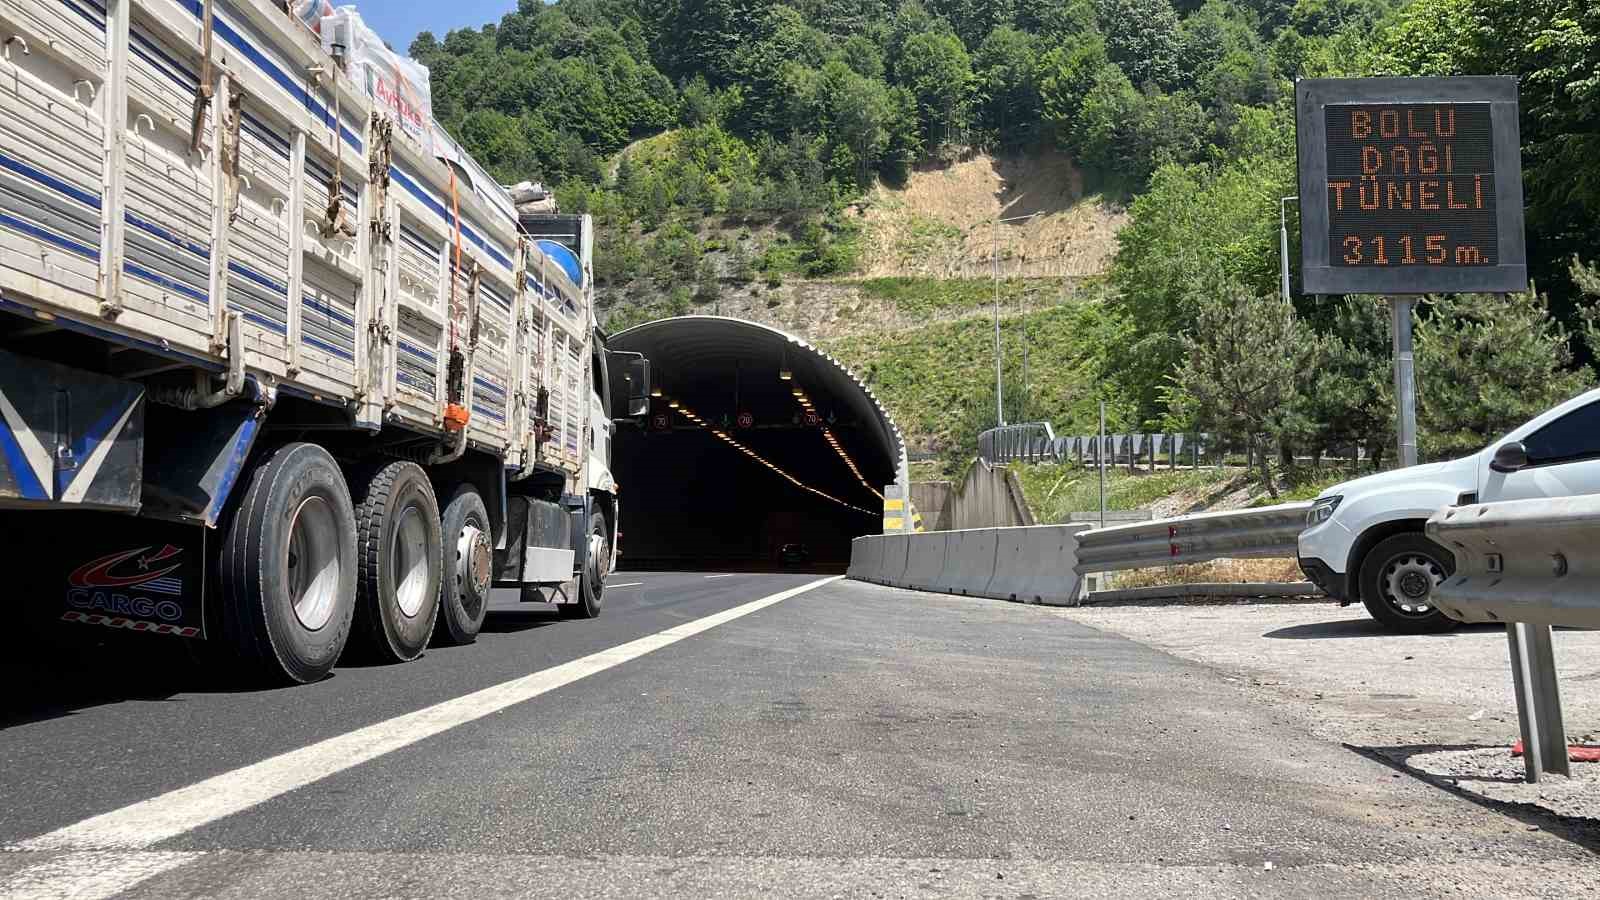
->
{"left": 1, "top": 574, "right": 1595, "bottom": 898}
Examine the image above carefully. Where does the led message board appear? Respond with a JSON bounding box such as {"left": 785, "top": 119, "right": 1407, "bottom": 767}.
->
{"left": 1295, "top": 77, "right": 1527, "bottom": 295}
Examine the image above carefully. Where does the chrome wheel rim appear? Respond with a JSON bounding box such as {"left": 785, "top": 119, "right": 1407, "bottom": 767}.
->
{"left": 1381, "top": 552, "right": 1445, "bottom": 617}
{"left": 392, "top": 504, "right": 431, "bottom": 618}
{"left": 587, "top": 530, "right": 608, "bottom": 600}
{"left": 457, "top": 520, "right": 492, "bottom": 612}
{"left": 287, "top": 496, "right": 341, "bottom": 631}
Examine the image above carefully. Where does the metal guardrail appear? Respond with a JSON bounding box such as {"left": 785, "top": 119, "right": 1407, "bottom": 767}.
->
{"left": 978, "top": 425, "right": 1223, "bottom": 468}
{"left": 978, "top": 422, "right": 1058, "bottom": 463}
{"left": 1428, "top": 494, "right": 1600, "bottom": 782}
{"left": 1071, "top": 502, "right": 1312, "bottom": 575}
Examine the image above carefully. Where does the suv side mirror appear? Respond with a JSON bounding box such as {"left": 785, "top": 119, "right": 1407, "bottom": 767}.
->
{"left": 1490, "top": 441, "right": 1529, "bottom": 473}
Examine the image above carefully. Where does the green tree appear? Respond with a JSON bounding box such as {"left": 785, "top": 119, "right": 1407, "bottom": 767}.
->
{"left": 1574, "top": 257, "right": 1600, "bottom": 367}
{"left": 1300, "top": 296, "right": 1394, "bottom": 468}
{"left": 1168, "top": 280, "right": 1317, "bottom": 497}
{"left": 1415, "top": 291, "right": 1592, "bottom": 459}
{"left": 1038, "top": 34, "right": 1110, "bottom": 140}
{"left": 973, "top": 27, "right": 1043, "bottom": 148}
{"left": 1095, "top": 0, "right": 1181, "bottom": 90}
{"left": 897, "top": 31, "right": 975, "bottom": 146}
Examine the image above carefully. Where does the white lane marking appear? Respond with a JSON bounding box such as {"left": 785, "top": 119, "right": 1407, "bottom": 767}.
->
{"left": 607, "top": 582, "right": 644, "bottom": 588}
{"left": 703, "top": 574, "right": 738, "bottom": 579}
{"left": 0, "top": 851, "right": 198, "bottom": 900}
{"left": 21, "top": 576, "right": 841, "bottom": 854}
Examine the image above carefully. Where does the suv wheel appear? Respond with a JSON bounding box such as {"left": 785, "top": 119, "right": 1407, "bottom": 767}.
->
{"left": 1357, "top": 533, "right": 1458, "bottom": 634}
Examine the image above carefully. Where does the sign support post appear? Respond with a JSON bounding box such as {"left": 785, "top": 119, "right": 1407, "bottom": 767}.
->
{"left": 1390, "top": 296, "right": 1418, "bottom": 467}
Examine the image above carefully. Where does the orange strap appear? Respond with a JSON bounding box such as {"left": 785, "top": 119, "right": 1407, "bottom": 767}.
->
{"left": 447, "top": 168, "right": 463, "bottom": 349}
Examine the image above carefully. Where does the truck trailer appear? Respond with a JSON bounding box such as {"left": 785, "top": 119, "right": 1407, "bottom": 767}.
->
{"left": 0, "top": 0, "right": 649, "bottom": 682}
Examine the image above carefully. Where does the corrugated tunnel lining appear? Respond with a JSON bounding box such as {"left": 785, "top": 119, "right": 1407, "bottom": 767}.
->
{"left": 609, "top": 316, "right": 905, "bottom": 487}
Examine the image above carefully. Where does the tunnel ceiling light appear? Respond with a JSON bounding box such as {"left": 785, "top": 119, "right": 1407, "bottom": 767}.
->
{"left": 779, "top": 369, "right": 792, "bottom": 381}
{"left": 650, "top": 387, "right": 663, "bottom": 398}
{"left": 781, "top": 379, "right": 886, "bottom": 504}
{"left": 666, "top": 400, "right": 875, "bottom": 517}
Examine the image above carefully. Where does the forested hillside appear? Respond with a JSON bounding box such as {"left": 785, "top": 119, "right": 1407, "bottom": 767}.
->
{"left": 413, "top": 0, "right": 1600, "bottom": 476}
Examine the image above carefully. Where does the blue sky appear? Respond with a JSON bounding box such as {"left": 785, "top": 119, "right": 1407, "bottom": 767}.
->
{"left": 362, "top": 0, "right": 514, "bottom": 54}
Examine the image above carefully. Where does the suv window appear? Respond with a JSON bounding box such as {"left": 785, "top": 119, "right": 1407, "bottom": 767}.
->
{"left": 1522, "top": 401, "right": 1600, "bottom": 466}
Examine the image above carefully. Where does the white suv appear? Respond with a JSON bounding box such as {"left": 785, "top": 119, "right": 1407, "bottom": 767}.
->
{"left": 1298, "top": 387, "right": 1600, "bottom": 632}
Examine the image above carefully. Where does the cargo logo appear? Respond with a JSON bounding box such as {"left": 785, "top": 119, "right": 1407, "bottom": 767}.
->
{"left": 63, "top": 545, "right": 196, "bottom": 636}
{"left": 68, "top": 545, "right": 184, "bottom": 593}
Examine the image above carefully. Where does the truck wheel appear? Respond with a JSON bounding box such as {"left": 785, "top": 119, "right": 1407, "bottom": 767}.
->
{"left": 350, "top": 461, "right": 443, "bottom": 662}
{"left": 433, "top": 486, "right": 492, "bottom": 645}
{"left": 220, "top": 443, "right": 357, "bottom": 684}
{"left": 561, "top": 510, "right": 608, "bottom": 620}
{"left": 1358, "top": 533, "right": 1458, "bottom": 634}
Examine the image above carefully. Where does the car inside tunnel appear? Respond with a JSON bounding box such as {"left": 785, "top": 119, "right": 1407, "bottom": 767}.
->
{"left": 608, "top": 317, "right": 903, "bottom": 571}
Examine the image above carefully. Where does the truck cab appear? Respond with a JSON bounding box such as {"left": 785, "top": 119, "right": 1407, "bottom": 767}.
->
{"left": 1299, "top": 387, "right": 1600, "bottom": 632}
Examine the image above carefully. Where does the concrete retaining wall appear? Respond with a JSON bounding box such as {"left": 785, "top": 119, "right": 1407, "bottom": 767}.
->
{"left": 848, "top": 524, "right": 1085, "bottom": 606}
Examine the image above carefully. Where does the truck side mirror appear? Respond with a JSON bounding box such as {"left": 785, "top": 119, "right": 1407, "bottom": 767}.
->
{"left": 624, "top": 358, "right": 650, "bottom": 418}
{"left": 1490, "top": 441, "right": 1529, "bottom": 473}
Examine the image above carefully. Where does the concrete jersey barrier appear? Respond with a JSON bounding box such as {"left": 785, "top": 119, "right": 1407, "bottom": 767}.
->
{"left": 901, "top": 530, "right": 948, "bottom": 592}
{"left": 981, "top": 525, "right": 1084, "bottom": 605}
{"left": 939, "top": 529, "right": 999, "bottom": 596}
{"left": 878, "top": 533, "right": 912, "bottom": 586}
{"left": 846, "top": 535, "right": 881, "bottom": 581}
{"left": 846, "top": 524, "right": 1084, "bottom": 606}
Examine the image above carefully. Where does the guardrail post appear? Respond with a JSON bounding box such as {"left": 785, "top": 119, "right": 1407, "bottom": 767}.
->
{"left": 1507, "top": 622, "right": 1569, "bottom": 782}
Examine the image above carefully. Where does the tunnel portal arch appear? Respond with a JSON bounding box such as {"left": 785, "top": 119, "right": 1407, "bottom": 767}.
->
{"left": 609, "top": 317, "right": 908, "bottom": 569}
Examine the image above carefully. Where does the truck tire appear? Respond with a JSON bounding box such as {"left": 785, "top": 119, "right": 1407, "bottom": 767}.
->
{"left": 350, "top": 461, "right": 443, "bottom": 662}
{"left": 219, "top": 442, "right": 357, "bottom": 684}
{"left": 1358, "top": 533, "right": 1458, "bottom": 634}
{"left": 561, "top": 509, "right": 608, "bottom": 620}
{"left": 433, "top": 486, "right": 492, "bottom": 645}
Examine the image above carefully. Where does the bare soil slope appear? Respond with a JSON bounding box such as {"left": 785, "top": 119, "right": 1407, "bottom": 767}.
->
{"left": 857, "top": 150, "right": 1126, "bottom": 280}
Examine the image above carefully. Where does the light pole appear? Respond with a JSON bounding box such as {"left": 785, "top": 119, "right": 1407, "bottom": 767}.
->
{"left": 992, "top": 212, "right": 1042, "bottom": 427}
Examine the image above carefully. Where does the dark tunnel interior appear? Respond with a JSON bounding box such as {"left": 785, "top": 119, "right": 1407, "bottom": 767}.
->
{"left": 609, "top": 318, "right": 899, "bottom": 571}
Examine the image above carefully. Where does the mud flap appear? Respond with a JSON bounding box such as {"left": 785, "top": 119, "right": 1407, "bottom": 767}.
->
{"left": 9, "top": 511, "right": 209, "bottom": 639}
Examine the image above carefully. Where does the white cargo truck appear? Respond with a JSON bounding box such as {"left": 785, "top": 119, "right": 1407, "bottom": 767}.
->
{"left": 0, "top": 0, "right": 649, "bottom": 682}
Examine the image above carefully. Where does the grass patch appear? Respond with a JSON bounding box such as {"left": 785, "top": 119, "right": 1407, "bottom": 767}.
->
{"left": 850, "top": 277, "right": 1064, "bottom": 317}
{"left": 1010, "top": 463, "right": 1242, "bottom": 524}
{"left": 821, "top": 298, "right": 1132, "bottom": 456}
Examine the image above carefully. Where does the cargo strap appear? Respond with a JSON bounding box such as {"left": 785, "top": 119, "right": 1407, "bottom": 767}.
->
{"left": 320, "top": 86, "right": 355, "bottom": 239}
{"left": 367, "top": 114, "right": 393, "bottom": 241}
{"left": 188, "top": 0, "right": 214, "bottom": 154}
{"left": 221, "top": 83, "right": 244, "bottom": 222}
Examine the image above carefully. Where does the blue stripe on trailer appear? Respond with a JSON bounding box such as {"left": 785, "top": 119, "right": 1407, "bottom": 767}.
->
{"left": 302, "top": 332, "right": 354, "bottom": 360}
{"left": 124, "top": 261, "right": 208, "bottom": 304}
{"left": 0, "top": 150, "right": 101, "bottom": 210}
{"left": 228, "top": 261, "right": 287, "bottom": 296}
{"left": 0, "top": 211, "right": 100, "bottom": 261}
{"left": 387, "top": 166, "right": 513, "bottom": 272}
{"left": 58, "top": 0, "right": 106, "bottom": 29}
{"left": 240, "top": 112, "right": 291, "bottom": 159}
{"left": 176, "top": 0, "right": 362, "bottom": 154}
{"left": 241, "top": 310, "right": 287, "bottom": 334}
{"left": 130, "top": 30, "right": 198, "bottom": 90}
{"left": 302, "top": 295, "right": 355, "bottom": 327}
{"left": 473, "top": 376, "right": 506, "bottom": 398}
{"left": 126, "top": 213, "right": 208, "bottom": 259}
{"left": 397, "top": 340, "right": 436, "bottom": 363}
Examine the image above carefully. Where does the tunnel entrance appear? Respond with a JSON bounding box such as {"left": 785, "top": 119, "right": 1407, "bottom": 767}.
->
{"left": 609, "top": 317, "right": 903, "bottom": 571}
